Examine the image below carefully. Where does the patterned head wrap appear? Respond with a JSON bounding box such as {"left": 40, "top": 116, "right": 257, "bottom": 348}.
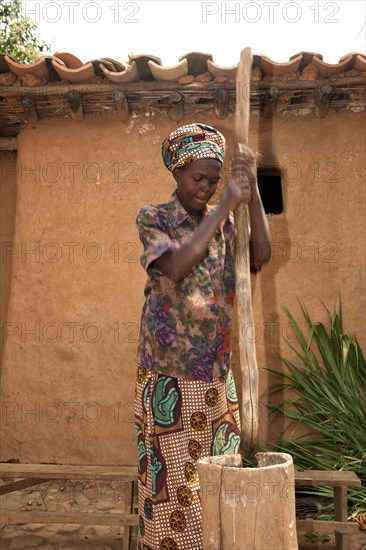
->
{"left": 161, "top": 122, "right": 226, "bottom": 172}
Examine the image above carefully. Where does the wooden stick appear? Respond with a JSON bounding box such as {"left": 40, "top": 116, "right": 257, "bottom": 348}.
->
{"left": 234, "top": 47, "right": 258, "bottom": 457}
{"left": 0, "top": 76, "right": 363, "bottom": 97}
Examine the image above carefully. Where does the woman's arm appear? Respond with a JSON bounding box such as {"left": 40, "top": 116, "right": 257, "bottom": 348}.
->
{"left": 155, "top": 184, "right": 244, "bottom": 282}
{"left": 232, "top": 143, "right": 271, "bottom": 272}
{"left": 248, "top": 184, "right": 272, "bottom": 272}
{"left": 155, "top": 145, "right": 271, "bottom": 282}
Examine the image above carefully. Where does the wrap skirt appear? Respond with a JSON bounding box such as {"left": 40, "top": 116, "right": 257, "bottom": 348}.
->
{"left": 134, "top": 365, "right": 241, "bottom": 550}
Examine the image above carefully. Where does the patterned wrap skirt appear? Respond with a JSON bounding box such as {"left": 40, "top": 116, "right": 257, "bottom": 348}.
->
{"left": 134, "top": 365, "right": 241, "bottom": 550}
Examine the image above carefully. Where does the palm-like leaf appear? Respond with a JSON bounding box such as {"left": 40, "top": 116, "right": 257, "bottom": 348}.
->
{"left": 265, "top": 299, "right": 366, "bottom": 517}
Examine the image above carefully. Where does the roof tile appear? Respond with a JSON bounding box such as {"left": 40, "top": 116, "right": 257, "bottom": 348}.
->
{"left": 260, "top": 54, "right": 302, "bottom": 76}
{"left": 354, "top": 54, "right": 366, "bottom": 72}
{"left": 178, "top": 52, "right": 213, "bottom": 76}
{"left": 5, "top": 55, "right": 51, "bottom": 80}
{"left": 311, "top": 54, "right": 354, "bottom": 78}
{"left": 290, "top": 51, "right": 323, "bottom": 73}
{"left": 53, "top": 52, "right": 83, "bottom": 69}
{"left": 148, "top": 58, "right": 188, "bottom": 81}
{"left": 1, "top": 46, "right": 364, "bottom": 138}
{"left": 88, "top": 58, "right": 120, "bottom": 76}
{"left": 100, "top": 58, "right": 126, "bottom": 72}
{"left": 207, "top": 60, "right": 238, "bottom": 78}
{"left": 51, "top": 60, "right": 95, "bottom": 83}
{"left": 1, "top": 50, "right": 365, "bottom": 85}
{"left": 130, "top": 54, "right": 161, "bottom": 81}
{"left": 99, "top": 61, "right": 139, "bottom": 83}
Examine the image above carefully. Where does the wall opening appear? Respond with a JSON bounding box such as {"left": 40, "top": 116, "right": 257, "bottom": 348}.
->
{"left": 257, "top": 167, "right": 283, "bottom": 215}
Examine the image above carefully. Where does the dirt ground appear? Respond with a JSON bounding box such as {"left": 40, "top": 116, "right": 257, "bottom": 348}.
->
{"left": 0, "top": 479, "right": 365, "bottom": 549}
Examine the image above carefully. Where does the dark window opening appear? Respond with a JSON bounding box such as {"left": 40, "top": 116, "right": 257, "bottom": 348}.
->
{"left": 290, "top": 96, "right": 303, "bottom": 105}
{"left": 257, "top": 167, "right": 283, "bottom": 215}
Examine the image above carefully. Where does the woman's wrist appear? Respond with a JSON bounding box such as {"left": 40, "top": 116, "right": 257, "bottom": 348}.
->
{"left": 249, "top": 186, "right": 263, "bottom": 210}
{"left": 216, "top": 198, "right": 233, "bottom": 220}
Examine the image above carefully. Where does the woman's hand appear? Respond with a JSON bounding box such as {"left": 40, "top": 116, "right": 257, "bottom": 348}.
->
{"left": 219, "top": 143, "right": 272, "bottom": 270}
{"left": 220, "top": 143, "right": 258, "bottom": 213}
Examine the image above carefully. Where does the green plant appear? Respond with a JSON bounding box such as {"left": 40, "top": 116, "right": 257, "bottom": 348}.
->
{"left": 266, "top": 299, "right": 366, "bottom": 518}
{"left": 0, "top": 0, "right": 51, "bottom": 63}
{"left": 124, "top": 52, "right": 134, "bottom": 66}
{"left": 304, "top": 531, "right": 331, "bottom": 544}
{"left": 305, "top": 530, "right": 318, "bottom": 543}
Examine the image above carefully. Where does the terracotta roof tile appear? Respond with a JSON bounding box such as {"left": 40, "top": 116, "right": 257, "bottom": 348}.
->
{"left": 178, "top": 52, "right": 213, "bottom": 76}
{"left": 5, "top": 55, "right": 51, "bottom": 80}
{"left": 100, "top": 58, "right": 126, "bottom": 72}
{"left": 311, "top": 53, "right": 354, "bottom": 78}
{"left": 289, "top": 51, "right": 323, "bottom": 73}
{"left": 207, "top": 60, "right": 238, "bottom": 78}
{"left": 53, "top": 52, "right": 83, "bottom": 69}
{"left": 87, "top": 58, "right": 119, "bottom": 76}
{"left": 148, "top": 58, "right": 188, "bottom": 81}
{"left": 130, "top": 54, "right": 161, "bottom": 81}
{"left": 260, "top": 54, "right": 302, "bottom": 76}
{"left": 1, "top": 50, "right": 365, "bottom": 84}
{"left": 353, "top": 54, "right": 366, "bottom": 72}
{"left": 99, "top": 61, "right": 139, "bottom": 83}
{"left": 1, "top": 50, "right": 365, "bottom": 137}
{"left": 339, "top": 52, "right": 363, "bottom": 64}
{"left": 51, "top": 60, "right": 95, "bottom": 83}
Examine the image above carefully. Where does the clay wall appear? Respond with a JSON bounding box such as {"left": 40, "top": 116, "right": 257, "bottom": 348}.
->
{"left": 1, "top": 151, "right": 17, "bottom": 365}
{"left": 0, "top": 110, "right": 364, "bottom": 464}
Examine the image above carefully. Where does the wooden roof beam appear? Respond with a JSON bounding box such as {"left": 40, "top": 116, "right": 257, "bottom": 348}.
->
{"left": 113, "top": 90, "right": 130, "bottom": 122}
{"left": 0, "top": 76, "right": 364, "bottom": 97}
{"left": 316, "top": 83, "right": 334, "bottom": 118}
{"left": 169, "top": 91, "right": 184, "bottom": 122}
{"left": 214, "top": 87, "right": 229, "bottom": 119}
{"left": 67, "top": 90, "right": 84, "bottom": 122}
{"left": 262, "top": 86, "right": 279, "bottom": 118}
{"left": 22, "top": 96, "right": 38, "bottom": 124}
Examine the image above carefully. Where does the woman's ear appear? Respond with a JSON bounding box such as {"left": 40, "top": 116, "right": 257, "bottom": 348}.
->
{"left": 172, "top": 168, "right": 181, "bottom": 184}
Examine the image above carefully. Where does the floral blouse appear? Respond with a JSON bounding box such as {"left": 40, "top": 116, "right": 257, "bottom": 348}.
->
{"left": 135, "top": 191, "right": 236, "bottom": 382}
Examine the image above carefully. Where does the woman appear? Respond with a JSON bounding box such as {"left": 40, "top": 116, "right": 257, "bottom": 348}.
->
{"left": 135, "top": 123, "right": 271, "bottom": 550}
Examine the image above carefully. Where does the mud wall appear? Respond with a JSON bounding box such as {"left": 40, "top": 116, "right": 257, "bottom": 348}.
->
{"left": 0, "top": 110, "right": 364, "bottom": 464}
{"left": 1, "top": 151, "right": 17, "bottom": 367}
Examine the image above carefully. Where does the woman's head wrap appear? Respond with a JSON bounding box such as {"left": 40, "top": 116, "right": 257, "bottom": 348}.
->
{"left": 161, "top": 122, "right": 226, "bottom": 172}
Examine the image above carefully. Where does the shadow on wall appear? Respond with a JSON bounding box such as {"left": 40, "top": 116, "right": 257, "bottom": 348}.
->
{"left": 256, "top": 115, "right": 291, "bottom": 445}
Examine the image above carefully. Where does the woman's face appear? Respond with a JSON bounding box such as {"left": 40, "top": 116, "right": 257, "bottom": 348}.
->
{"left": 173, "top": 158, "right": 222, "bottom": 218}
